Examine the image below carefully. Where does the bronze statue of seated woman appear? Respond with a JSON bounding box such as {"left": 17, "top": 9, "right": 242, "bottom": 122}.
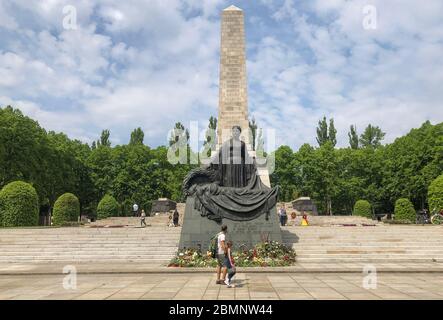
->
{"left": 183, "top": 126, "right": 278, "bottom": 222}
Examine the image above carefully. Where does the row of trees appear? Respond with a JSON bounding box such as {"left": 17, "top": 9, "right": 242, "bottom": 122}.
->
{"left": 1, "top": 105, "right": 441, "bottom": 221}
{"left": 316, "top": 116, "right": 385, "bottom": 149}
{"left": 0, "top": 106, "right": 194, "bottom": 218}
{"left": 272, "top": 119, "right": 442, "bottom": 215}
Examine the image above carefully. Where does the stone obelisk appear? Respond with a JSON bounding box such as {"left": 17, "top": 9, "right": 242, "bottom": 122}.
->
{"left": 217, "top": 5, "right": 250, "bottom": 147}
{"left": 216, "top": 5, "right": 271, "bottom": 186}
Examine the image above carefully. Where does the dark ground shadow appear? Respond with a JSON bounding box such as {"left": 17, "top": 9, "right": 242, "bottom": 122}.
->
{"left": 232, "top": 279, "right": 246, "bottom": 288}
{"left": 281, "top": 229, "right": 299, "bottom": 247}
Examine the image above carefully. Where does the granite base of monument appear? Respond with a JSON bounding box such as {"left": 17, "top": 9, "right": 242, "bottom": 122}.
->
{"left": 179, "top": 197, "right": 283, "bottom": 250}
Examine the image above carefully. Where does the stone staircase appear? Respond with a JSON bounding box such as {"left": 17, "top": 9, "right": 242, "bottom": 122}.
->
{"left": 282, "top": 225, "right": 443, "bottom": 263}
{"left": 2, "top": 209, "right": 443, "bottom": 268}
{"left": 0, "top": 215, "right": 181, "bottom": 266}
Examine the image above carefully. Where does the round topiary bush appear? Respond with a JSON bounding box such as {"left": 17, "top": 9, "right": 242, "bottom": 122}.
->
{"left": 97, "top": 195, "right": 119, "bottom": 219}
{"left": 394, "top": 198, "right": 416, "bottom": 223}
{"left": 353, "top": 200, "right": 372, "bottom": 218}
{"left": 428, "top": 174, "right": 443, "bottom": 213}
{"left": 0, "top": 181, "right": 39, "bottom": 227}
{"left": 52, "top": 193, "right": 80, "bottom": 226}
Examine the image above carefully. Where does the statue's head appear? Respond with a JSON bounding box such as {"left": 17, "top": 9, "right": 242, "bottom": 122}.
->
{"left": 232, "top": 126, "right": 241, "bottom": 140}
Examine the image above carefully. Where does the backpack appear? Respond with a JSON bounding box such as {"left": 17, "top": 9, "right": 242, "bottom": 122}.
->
{"left": 209, "top": 232, "right": 221, "bottom": 258}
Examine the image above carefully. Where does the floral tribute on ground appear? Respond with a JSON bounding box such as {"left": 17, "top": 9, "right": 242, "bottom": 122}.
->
{"left": 168, "top": 241, "right": 296, "bottom": 267}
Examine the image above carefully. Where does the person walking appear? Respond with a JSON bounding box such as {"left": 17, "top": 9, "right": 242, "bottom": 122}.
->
{"left": 140, "top": 209, "right": 147, "bottom": 227}
{"left": 215, "top": 225, "right": 228, "bottom": 285}
{"left": 224, "top": 240, "right": 236, "bottom": 288}
{"left": 173, "top": 209, "right": 179, "bottom": 227}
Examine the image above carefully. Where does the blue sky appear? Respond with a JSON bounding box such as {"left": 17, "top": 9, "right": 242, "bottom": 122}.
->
{"left": 1, "top": 0, "right": 442, "bottom": 150}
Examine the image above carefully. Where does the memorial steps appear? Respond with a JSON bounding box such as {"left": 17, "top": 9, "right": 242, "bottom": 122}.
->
{"left": 2, "top": 210, "right": 443, "bottom": 266}
{"left": 282, "top": 225, "right": 443, "bottom": 263}
{"left": 0, "top": 215, "right": 181, "bottom": 265}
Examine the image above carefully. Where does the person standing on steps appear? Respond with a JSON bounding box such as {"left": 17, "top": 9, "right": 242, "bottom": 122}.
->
{"left": 173, "top": 209, "right": 180, "bottom": 227}
{"left": 279, "top": 205, "right": 287, "bottom": 226}
{"left": 215, "top": 225, "right": 228, "bottom": 285}
{"left": 140, "top": 209, "right": 147, "bottom": 227}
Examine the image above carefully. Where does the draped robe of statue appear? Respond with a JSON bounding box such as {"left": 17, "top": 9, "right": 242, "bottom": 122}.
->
{"left": 182, "top": 137, "right": 279, "bottom": 222}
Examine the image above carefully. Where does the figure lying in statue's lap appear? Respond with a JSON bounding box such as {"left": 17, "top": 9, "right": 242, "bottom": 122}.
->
{"left": 182, "top": 126, "right": 278, "bottom": 223}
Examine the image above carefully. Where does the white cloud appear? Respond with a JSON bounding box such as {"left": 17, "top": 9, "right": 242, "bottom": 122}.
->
{"left": 246, "top": 0, "right": 443, "bottom": 149}
{"left": 0, "top": 95, "right": 92, "bottom": 142}
{"left": 0, "top": 0, "right": 442, "bottom": 150}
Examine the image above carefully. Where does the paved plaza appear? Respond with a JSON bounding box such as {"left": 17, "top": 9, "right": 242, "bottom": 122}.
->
{"left": 1, "top": 272, "right": 443, "bottom": 300}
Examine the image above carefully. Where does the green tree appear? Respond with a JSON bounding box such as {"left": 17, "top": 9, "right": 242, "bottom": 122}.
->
{"left": 203, "top": 116, "right": 217, "bottom": 145}
{"left": 313, "top": 142, "right": 339, "bottom": 215}
{"left": 0, "top": 181, "right": 39, "bottom": 227}
{"left": 0, "top": 106, "right": 52, "bottom": 202}
{"left": 428, "top": 174, "right": 443, "bottom": 213}
{"left": 47, "top": 132, "right": 95, "bottom": 215}
{"left": 316, "top": 116, "right": 337, "bottom": 147}
{"left": 52, "top": 193, "right": 80, "bottom": 226}
{"left": 169, "top": 122, "right": 189, "bottom": 146}
{"left": 270, "top": 146, "right": 296, "bottom": 201}
{"left": 360, "top": 124, "right": 385, "bottom": 148}
{"left": 202, "top": 116, "right": 217, "bottom": 158}
{"left": 316, "top": 116, "right": 329, "bottom": 147}
{"left": 382, "top": 121, "right": 442, "bottom": 210}
{"left": 88, "top": 146, "right": 115, "bottom": 200}
{"left": 348, "top": 125, "right": 359, "bottom": 149}
{"left": 129, "top": 127, "right": 144, "bottom": 145}
{"left": 328, "top": 118, "right": 337, "bottom": 147}
{"left": 97, "top": 129, "right": 111, "bottom": 147}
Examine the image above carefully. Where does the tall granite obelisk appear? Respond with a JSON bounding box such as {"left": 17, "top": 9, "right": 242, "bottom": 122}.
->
{"left": 217, "top": 5, "right": 250, "bottom": 148}
{"left": 216, "top": 5, "right": 271, "bottom": 187}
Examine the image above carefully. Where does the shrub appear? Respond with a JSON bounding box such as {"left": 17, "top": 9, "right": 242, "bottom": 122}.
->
{"left": 394, "top": 198, "right": 416, "bottom": 223}
{"left": 428, "top": 174, "right": 443, "bottom": 213}
{"left": 52, "top": 193, "right": 80, "bottom": 226}
{"left": 353, "top": 200, "right": 372, "bottom": 218}
{"left": 0, "top": 181, "right": 39, "bottom": 227}
{"left": 97, "top": 195, "right": 119, "bottom": 219}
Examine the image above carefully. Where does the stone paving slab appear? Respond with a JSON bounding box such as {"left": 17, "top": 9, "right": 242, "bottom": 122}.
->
{"left": 1, "top": 272, "right": 443, "bottom": 300}
{"left": 1, "top": 262, "right": 443, "bottom": 275}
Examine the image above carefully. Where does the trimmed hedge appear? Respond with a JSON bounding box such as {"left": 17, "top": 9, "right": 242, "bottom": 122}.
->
{"left": 52, "top": 193, "right": 80, "bottom": 226}
{"left": 353, "top": 200, "right": 372, "bottom": 218}
{"left": 97, "top": 195, "right": 119, "bottom": 219}
{"left": 0, "top": 181, "right": 39, "bottom": 227}
{"left": 428, "top": 174, "right": 443, "bottom": 213}
{"left": 394, "top": 198, "right": 416, "bottom": 223}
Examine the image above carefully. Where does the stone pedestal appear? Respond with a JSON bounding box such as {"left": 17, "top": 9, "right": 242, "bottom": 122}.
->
{"left": 179, "top": 197, "right": 282, "bottom": 250}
